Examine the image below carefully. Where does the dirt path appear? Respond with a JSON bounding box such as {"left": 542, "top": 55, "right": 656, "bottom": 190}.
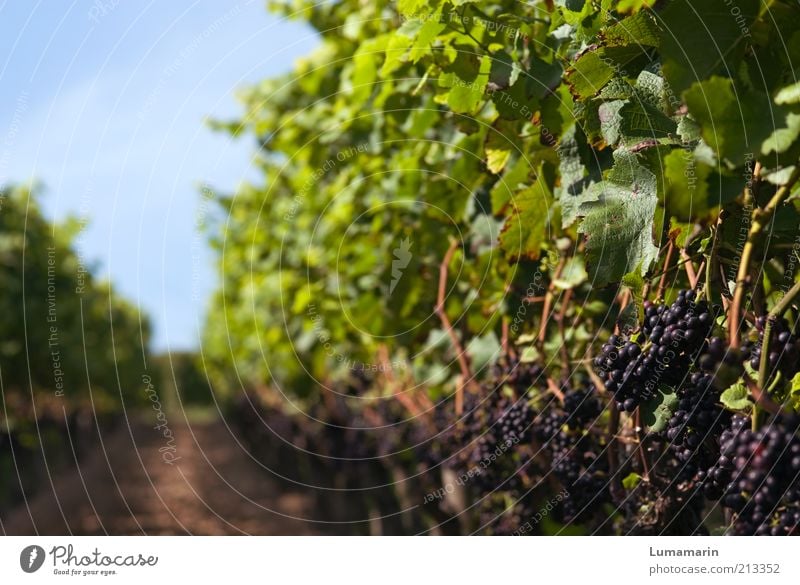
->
{"left": 1, "top": 417, "right": 320, "bottom": 535}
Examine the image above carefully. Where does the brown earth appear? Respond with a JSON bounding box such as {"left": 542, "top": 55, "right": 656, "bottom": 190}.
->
{"left": 0, "top": 418, "right": 321, "bottom": 535}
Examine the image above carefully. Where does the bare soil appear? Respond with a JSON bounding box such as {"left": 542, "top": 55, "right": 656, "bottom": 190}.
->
{"left": 1, "top": 418, "right": 320, "bottom": 535}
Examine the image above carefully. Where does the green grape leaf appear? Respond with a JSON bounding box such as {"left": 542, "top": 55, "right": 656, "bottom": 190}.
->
{"left": 659, "top": 0, "right": 760, "bottom": 94}
{"left": 557, "top": 124, "right": 607, "bottom": 228}
{"left": 600, "top": 11, "right": 660, "bottom": 48}
{"left": 351, "top": 36, "right": 389, "bottom": 104}
{"left": 499, "top": 175, "right": 555, "bottom": 261}
{"left": 776, "top": 81, "right": 800, "bottom": 105}
{"left": 720, "top": 380, "right": 753, "bottom": 412}
{"left": 621, "top": 269, "right": 645, "bottom": 324}
{"left": 557, "top": 0, "right": 595, "bottom": 26}
{"left": 491, "top": 79, "right": 535, "bottom": 120}
{"left": 676, "top": 115, "right": 702, "bottom": 143}
{"left": 633, "top": 70, "right": 668, "bottom": 113}
{"left": 788, "top": 373, "right": 800, "bottom": 412}
{"left": 762, "top": 112, "right": 800, "bottom": 155}
{"left": 618, "top": 101, "right": 678, "bottom": 146}
{"left": 566, "top": 51, "right": 615, "bottom": 99}
{"left": 662, "top": 148, "right": 713, "bottom": 221}
{"left": 684, "top": 76, "right": 775, "bottom": 167}
{"left": 641, "top": 386, "right": 679, "bottom": 433}
{"left": 409, "top": 17, "right": 446, "bottom": 63}
{"left": 622, "top": 472, "right": 642, "bottom": 490}
{"left": 599, "top": 77, "right": 634, "bottom": 101}
{"left": 553, "top": 257, "right": 588, "bottom": 289}
{"left": 397, "top": 0, "right": 432, "bottom": 17}
{"left": 615, "top": 0, "right": 657, "bottom": 15}
{"left": 490, "top": 156, "right": 532, "bottom": 214}
{"left": 484, "top": 120, "right": 519, "bottom": 174}
{"left": 599, "top": 99, "right": 626, "bottom": 146}
{"left": 487, "top": 50, "right": 520, "bottom": 91}
{"left": 438, "top": 53, "right": 492, "bottom": 114}
{"left": 466, "top": 332, "right": 501, "bottom": 371}
{"left": 579, "top": 150, "right": 659, "bottom": 286}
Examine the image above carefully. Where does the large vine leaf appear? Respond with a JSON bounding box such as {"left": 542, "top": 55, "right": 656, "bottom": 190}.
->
{"left": 556, "top": 124, "right": 610, "bottom": 227}
{"left": 659, "top": 0, "right": 760, "bottom": 94}
{"left": 578, "top": 150, "right": 659, "bottom": 286}
{"left": 499, "top": 173, "right": 556, "bottom": 261}
{"left": 662, "top": 148, "right": 713, "bottom": 221}
{"left": 762, "top": 112, "right": 800, "bottom": 156}
{"left": 683, "top": 76, "right": 775, "bottom": 167}
{"left": 484, "top": 119, "right": 521, "bottom": 174}
{"left": 600, "top": 10, "right": 660, "bottom": 47}
{"left": 437, "top": 53, "right": 492, "bottom": 114}
{"left": 566, "top": 51, "right": 616, "bottom": 99}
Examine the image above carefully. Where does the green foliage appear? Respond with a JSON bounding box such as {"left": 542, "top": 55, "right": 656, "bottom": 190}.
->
{"left": 720, "top": 380, "right": 753, "bottom": 412}
{"left": 641, "top": 386, "right": 678, "bottom": 432}
{"left": 204, "top": 0, "right": 800, "bottom": 413}
{"left": 0, "top": 185, "right": 151, "bottom": 411}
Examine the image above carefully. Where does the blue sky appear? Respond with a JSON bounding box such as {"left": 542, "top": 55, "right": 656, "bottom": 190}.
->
{"left": 0, "top": 1, "right": 318, "bottom": 351}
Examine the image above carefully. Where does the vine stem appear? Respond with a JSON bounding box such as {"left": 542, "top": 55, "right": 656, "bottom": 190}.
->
{"left": 546, "top": 377, "right": 565, "bottom": 403}
{"left": 757, "top": 279, "right": 800, "bottom": 396}
{"left": 537, "top": 256, "right": 566, "bottom": 346}
{"left": 706, "top": 212, "right": 724, "bottom": 303}
{"left": 634, "top": 407, "right": 650, "bottom": 482}
{"left": 679, "top": 249, "right": 698, "bottom": 288}
{"left": 614, "top": 289, "right": 631, "bottom": 335}
{"left": 583, "top": 362, "right": 606, "bottom": 392}
{"left": 656, "top": 237, "right": 676, "bottom": 302}
{"left": 730, "top": 163, "right": 800, "bottom": 349}
{"left": 746, "top": 378, "right": 783, "bottom": 427}
{"left": 435, "top": 239, "right": 474, "bottom": 414}
{"left": 646, "top": 251, "right": 703, "bottom": 283}
{"left": 696, "top": 261, "right": 706, "bottom": 292}
{"left": 770, "top": 279, "right": 800, "bottom": 319}
{"left": 523, "top": 295, "right": 547, "bottom": 304}
{"left": 607, "top": 402, "right": 624, "bottom": 503}
{"left": 501, "top": 316, "right": 511, "bottom": 358}
{"left": 757, "top": 317, "right": 773, "bottom": 412}
{"left": 377, "top": 344, "right": 423, "bottom": 418}
{"left": 557, "top": 288, "right": 573, "bottom": 368}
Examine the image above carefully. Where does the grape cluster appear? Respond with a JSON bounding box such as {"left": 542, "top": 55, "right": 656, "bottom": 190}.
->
{"left": 534, "top": 385, "right": 610, "bottom": 524}
{"left": 742, "top": 316, "right": 800, "bottom": 380}
{"left": 698, "top": 415, "right": 750, "bottom": 500}
{"left": 665, "top": 372, "right": 730, "bottom": 475}
{"left": 551, "top": 447, "right": 609, "bottom": 523}
{"left": 490, "top": 356, "right": 543, "bottom": 393}
{"left": 595, "top": 290, "right": 714, "bottom": 411}
{"left": 711, "top": 416, "right": 800, "bottom": 535}
{"left": 621, "top": 462, "right": 709, "bottom": 535}
{"left": 563, "top": 386, "right": 604, "bottom": 425}
{"left": 478, "top": 493, "right": 541, "bottom": 535}
{"left": 698, "top": 336, "right": 728, "bottom": 371}
{"left": 446, "top": 386, "right": 535, "bottom": 498}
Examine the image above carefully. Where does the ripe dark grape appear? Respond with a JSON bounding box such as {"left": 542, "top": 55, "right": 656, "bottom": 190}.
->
{"left": 563, "top": 385, "right": 603, "bottom": 427}
{"left": 594, "top": 290, "right": 714, "bottom": 411}
{"left": 533, "top": 384, "right": 610, "bottom": 524}
{"left": 742, "top": 316, "right": 800, "bottom": 380}
{"left": 490, "top": 356, "right": 544, "bottom": 393}
{"left": 700, "top": 415, "right": 750, "bottom": 500}
{"left": 455, "top": 388, "right": 534, "bottom": 497}
{"left": 664, "top": 372, "right": 730, "bottom": 476}
{"left": 550, "top": 446, "right": 609, "bottom": 523}
{"left": 713, "top": 415, "right": 800, "bottom": 535}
